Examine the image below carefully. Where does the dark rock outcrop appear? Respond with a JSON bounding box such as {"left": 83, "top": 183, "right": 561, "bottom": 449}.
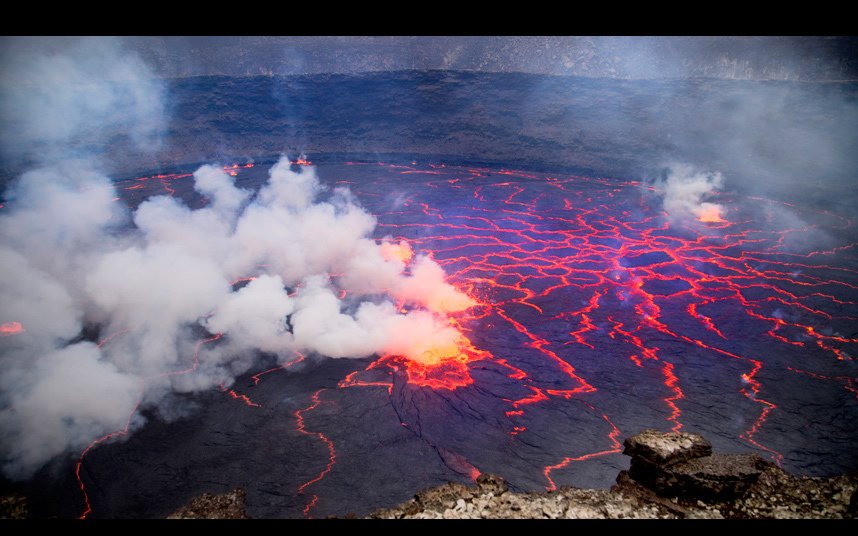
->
{"left": 652, "top": 453, "right": 770, "bottom": 502}
{"left": 370, "top": 430, "right": 858, "bottom": 519}
{"left": 623, "top": 429, "right": 712, "bottom": 465}
{"left": 622, "top": 429, "right": 770, "bottom": 502}
{"left": 371, "top": 472, "right": 690, "bottom": 519}
{"left": 0, "top": 493, "right": 27, "bottom": 519}
{"left": 167, "top": 488, "right": 248, "bottom": 519}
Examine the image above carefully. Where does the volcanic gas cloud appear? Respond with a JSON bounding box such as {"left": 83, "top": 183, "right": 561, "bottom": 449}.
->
{"left": 650, "top": 163, "right": 726, "bottom": 224}
{"left": 3, "top": 37, "right": 858, "bottom": 520}
{"left": 0, "top": 38, "right": 477, "bottom": 480}
{"left": 0, "top": 156, "right": 482, "bottom": 479}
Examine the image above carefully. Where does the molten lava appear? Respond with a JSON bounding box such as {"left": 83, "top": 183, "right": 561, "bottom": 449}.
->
{"left": 422, "top": 287, "right": 478, "bottom": 314}
{"left": 696, "top": 203, "right": 726, "bottom": 223}
{"left": 0, "top": 321, "right": 23, "bottom": 336}
{"left": 388, "top": 332, "right": 490, "bottom": 390}
{"left": 69, "top": 160, "right": 857, "bottom": 518}
{"left": 76, "top": 333, "right": 223, "bottom": 519}
{"left": 115, "top": 162, "right": 253, "bottom": 198}
{"left": 380, "top": 239, "right": 414, "bottom": 264}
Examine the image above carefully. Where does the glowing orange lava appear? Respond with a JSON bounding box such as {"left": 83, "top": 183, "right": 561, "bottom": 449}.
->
{"left": 0, "top": 321, "right": 23, "bottom": 336}
{"left": 380, "top": 239, "right": 414, "bottom": 264}
{"left": 220, "top": 384, "right": 261, "bottom": 408}
{"left": 424, "top": 288, "right": 478, "bottom": 314}
{"left": 295, "top": 388, "right": 336, "bottom": 518}
{"left": 696, "top": 204, "right": 726, "bottom": 223}
{"left": 389, "top": 338, "right": 489, "bottom": 390}
{"left": 114, "top": 162, "right": 253, "bottom": 198}
{"left": 74, "top": 160, "right": 858, "bottom": 517}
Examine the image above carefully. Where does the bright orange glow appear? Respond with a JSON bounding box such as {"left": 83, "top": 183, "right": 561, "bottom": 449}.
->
{"left": 221, "top": 386, "right": 261, "bottom": 408}
{"left": 697, "top": 204, "right": 725, "bottom": 222}
{"left": 380, "top": 240, "right": 414, "bottom": 264}
{"left": 82, "top": 160, "right": 858, "bottom": 517}
{"left": 339, "top": 318, "right": 490, "bottom": 392}
{"left": 387, "top": 347, "right": 478, "bottom": 390}
{"left": 0, "top": 321, "right": 23, "bottom": 336}
{"left": 221, "top": 163, "right": 253, "bottom": 176}
{"left": 414, "top": 340, "right": 460, "bottom": 366}
{"left": 424, "top": 289, "right": 477, "bottom": 314}
{"left": 390, "top": 327, "right": 491, "bottom": 390}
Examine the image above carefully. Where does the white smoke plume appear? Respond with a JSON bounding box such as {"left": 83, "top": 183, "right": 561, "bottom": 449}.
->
{"left": 0, "top": 39, "right": 475, "bottom": 479}
{"left": 650, "top": 162, "right": 726, "bottom": 223}
{"left": 0, "top": 163, "right": 477, "bottom": 479}
{"left": 0, "top": 36, "right": 166, "bottom": 165}
{"left": 0, "top": 158, "right": 475, "bottom": 479}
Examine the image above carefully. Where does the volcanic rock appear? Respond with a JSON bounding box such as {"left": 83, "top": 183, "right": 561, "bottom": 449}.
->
{"left": 622, "top": 429, "right": 770, "bottom": 501}
{"left": 370, "top": 430, "right": 857, "bottom": 519}
{"left": 623, "top": 429, "right": 712, "bottom": 466}
{"left": 650, "top": 453, "right": 771, "bottom": 502}
{"left": 0, "top": 493, "right": 28, "bottom": 519}
{"left": 369, "top": 475, "right": 685, "bottom": 519}
{"left": 734, "top": 464, "right": 858, "bottom": 518}
{"left": 167, "top": 488, "right": 248, "bottom": 519}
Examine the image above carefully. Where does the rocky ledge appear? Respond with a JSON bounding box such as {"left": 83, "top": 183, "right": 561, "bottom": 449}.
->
{"left": 370, "top": 430, "right": 858, "bottom": 519}
{"left": 167, "top": 488, "right": 248, "bottom": 519}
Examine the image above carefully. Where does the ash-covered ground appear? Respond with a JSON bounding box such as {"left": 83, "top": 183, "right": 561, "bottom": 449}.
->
{"left": 11, "top": 158, "right": 857, "bottom": 519}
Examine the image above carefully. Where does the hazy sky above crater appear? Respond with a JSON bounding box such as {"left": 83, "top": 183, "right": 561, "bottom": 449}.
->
{"left": 2, "top": 36, "right": 857, "bottom": 81}
{"left": 2, "top": 36, "right": 857, "bottom": 199}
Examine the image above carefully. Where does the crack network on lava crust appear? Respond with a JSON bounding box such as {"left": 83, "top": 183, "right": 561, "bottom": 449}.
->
{"left": 71, "top": 160, "right": 857, "bottom": 517}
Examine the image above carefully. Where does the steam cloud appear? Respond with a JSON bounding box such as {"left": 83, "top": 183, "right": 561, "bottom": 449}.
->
{"left": 649, "top": 163, "right": 725, "bottom": 223}
{"left": 0, "top": 39, "right": 473, "bottom": 479}
{"left": 0, "top": 36, "right": 166, "bottom": 165}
